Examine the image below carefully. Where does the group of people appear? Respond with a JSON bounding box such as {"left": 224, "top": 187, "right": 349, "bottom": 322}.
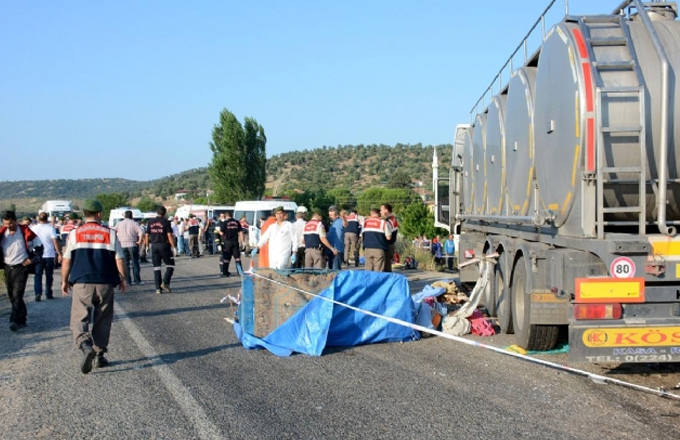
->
{"left": 1, "top": 201, "right": 179, "bottom": 375}
{"left": 0, "top": 200, "right": 409, "bottom": 375}
{"left": 249, "top": 203, "right": 400, "bottom": 273}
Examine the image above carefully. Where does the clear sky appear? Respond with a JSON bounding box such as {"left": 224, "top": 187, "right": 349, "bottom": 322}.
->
{"left": 1, "top": 0, "right": 606, "bottom": 182}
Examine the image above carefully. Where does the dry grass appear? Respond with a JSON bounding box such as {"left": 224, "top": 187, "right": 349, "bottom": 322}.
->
{"left": 396, "top": 239, "right": 445, "bottom": 272}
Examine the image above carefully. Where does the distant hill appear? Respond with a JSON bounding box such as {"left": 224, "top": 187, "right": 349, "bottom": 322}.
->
{"left": 0, "top": 144, "right": 452, "bottom": 212}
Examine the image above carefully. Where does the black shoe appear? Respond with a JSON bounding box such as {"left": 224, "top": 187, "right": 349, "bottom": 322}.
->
{"left": 46, "top": 295, "right": 55, "bottom": 300}
{"left": 80, "top": 342, "right": 96, "bottom": 374}
{"left": 161, "top": 283, "right": 172, "bottom": 293}
{"left": 9, "top": 322, "right": 18, "bottom": 332}
{"left": 35, "top": 295, "right": 41, "bottom": 302}
{"left": 17, "top": 323, "right": 26, "bottom": 329}
{"left": 95, "top": 353, "right": 109, "bottom": 368}
{"left": 219, "top": 273, "right": 228, "bottom": 278}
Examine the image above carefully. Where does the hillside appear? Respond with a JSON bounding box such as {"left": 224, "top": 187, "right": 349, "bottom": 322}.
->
{"left": 0, "top": 143, "right": 452, "bottom": 212}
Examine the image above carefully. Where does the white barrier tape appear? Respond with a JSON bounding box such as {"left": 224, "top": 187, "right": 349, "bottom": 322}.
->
{"left": 247, "top": 266, "right": 680, "bottom": 401}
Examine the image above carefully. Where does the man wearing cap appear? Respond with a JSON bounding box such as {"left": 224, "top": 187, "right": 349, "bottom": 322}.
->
{"left": 61, "top": 199, "right": 127, "bottom": 373}
{"left": 293, "top": 206, "right": 307, "bottom": 268}
{"left": 253, "top": 206, "right": 298, "bottom": 269}
{"left": 30, "top": 212, "right": 63, "bottom": 301}
{"left": 361, "top": 207, "right": 393, "bottom": 272}
{"left": 114, "top": 210, "right": 145, "bottom": 286}
{"left": 303, "top": 208, "right": 336, "bottom": 268}
{"left": 145, "top": 206, "right": 176, "bottom": 295}
{"left": 1, "top": 210, "right": 38, "bottom": 331}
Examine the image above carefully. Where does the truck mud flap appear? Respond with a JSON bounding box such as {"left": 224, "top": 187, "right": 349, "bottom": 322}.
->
{"left": 569, "top": 323, "right": 680, "bottom": 363}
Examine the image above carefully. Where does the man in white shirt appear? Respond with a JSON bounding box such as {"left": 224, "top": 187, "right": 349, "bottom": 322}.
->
{"left": 253, "top": 206, "right": 298, "bottom": 269}
{"left": 30, "top": 212, "right": 63, "bottom": 301}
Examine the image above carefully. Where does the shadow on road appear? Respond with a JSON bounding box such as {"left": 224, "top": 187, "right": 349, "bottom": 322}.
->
{"left": 96, "top": 343, "right": 241, "bottom": 373}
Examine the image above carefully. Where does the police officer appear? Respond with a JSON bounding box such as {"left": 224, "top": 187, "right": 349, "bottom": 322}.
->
{"left": 361, "top": 207, "right": 393, "bottom": 272}
{"left": 145, "top": 206, "right": 176, "bottom": 295}
{"left": 380, "top": 203, "right": 399, "bottom": 272}
{"left": 219, "top": 211, "right": 244, "bottom": 276}
{"left": 61, "top": 199, "right": 127, "bottom": 374}
{"left": 303, "top": 208, "right": 336, "bottom": 268}
{"left": 215, "top": 213, "right": 225, "bottom": 274}
{"left": 344, "top": 208, "right": 361, "bottom": 267}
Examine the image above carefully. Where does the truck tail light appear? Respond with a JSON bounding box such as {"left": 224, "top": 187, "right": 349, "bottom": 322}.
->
{"left": 573, "top": 303, "right": 622, "bottom": 320}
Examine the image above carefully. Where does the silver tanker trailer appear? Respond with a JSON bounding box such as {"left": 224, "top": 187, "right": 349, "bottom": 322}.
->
{"left": 434, "top": 0, "right": 680, "bottom": 362}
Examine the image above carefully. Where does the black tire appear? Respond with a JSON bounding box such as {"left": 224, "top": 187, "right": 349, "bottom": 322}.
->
{"left": 495, "top": 253, "right": 513, "bottom": 334}
{"left": 511, "top": 256, "right": 560, "bottom": 351}
{"left": 483, "top": 256, "right": 497, "bottom": 317}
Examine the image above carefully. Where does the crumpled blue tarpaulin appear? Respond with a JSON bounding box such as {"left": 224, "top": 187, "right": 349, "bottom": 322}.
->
{"left": 234, "top": 270, "right": 417, "bottom": 356}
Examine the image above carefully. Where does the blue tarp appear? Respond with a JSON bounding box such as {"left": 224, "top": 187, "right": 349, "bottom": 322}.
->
{"left": 234, "top": 270, "right": 417, "bottom": 356}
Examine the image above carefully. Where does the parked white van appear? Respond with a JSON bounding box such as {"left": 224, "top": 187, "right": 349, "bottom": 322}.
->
{"left": 233, "top": 200, "right": 298, "bottom": 248}
{"left": 109, "top": 207, "right": 144, "bottom": 228}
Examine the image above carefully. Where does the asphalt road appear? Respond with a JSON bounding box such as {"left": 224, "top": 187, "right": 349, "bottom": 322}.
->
{"left": 1, "top": 255, "right": 680, "bottom": 440}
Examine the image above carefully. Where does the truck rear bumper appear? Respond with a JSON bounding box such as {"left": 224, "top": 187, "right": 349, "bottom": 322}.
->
{"left": 569, "top": 321, "right": 680, "bottom": 363}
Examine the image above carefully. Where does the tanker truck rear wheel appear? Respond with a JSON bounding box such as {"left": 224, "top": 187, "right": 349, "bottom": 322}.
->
{"left": 495, "top": 253, "right": 512, "bottom": 334}
{"left": 482, "top": 255, "right": 497, "bottom": 317}
{"left": 511, "top": 257, "right": 559, "bottom": 351}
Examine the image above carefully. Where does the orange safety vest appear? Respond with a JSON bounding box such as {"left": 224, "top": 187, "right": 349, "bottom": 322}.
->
{"left": 258, "top": 216, "right": 276, "bottom": 268}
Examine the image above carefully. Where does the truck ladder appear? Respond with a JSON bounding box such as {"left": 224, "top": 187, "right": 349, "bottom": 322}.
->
{"left": 579, "top": 15, "right": 647, "bottom": 239}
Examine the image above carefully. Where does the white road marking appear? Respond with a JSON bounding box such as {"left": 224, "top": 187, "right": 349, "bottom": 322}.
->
{"left": 115, "top": 300, "right": 224, "bottom": 440}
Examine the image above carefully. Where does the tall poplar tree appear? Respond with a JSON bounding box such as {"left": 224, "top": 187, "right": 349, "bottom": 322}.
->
{"left": 208, "top": 109, "right": 266, "bottom": 203}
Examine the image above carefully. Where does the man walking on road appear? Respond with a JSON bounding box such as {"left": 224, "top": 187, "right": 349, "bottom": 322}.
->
{"left": 1, "top": 210, "right": 38, "bottom": 331}
{"left": 146, "top": 206, "right": 176, "bottom": 295}
{"left": 115, "top": 210, "right": 145, "bottom": 285}
{"left": 30, "top": 212, "right": 63, "bottom": 301}
{"left": 187, "top": 214, "right": 201, "bottom": 257}
{"left": 61, "top": 199, "right": 127, "bottom": 374}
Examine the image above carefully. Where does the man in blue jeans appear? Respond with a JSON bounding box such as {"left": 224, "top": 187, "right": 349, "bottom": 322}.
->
{"left": 444, "top": 234, "right": 456, "bottom": 271}
{"left": 114, "top": 210, "right": 145, "bottom": 285}
{"left": 327, "top": 206, "right": 347, "bottom": 270}
{"left": 30, "top": 212, "right": 63, "bottom": 301}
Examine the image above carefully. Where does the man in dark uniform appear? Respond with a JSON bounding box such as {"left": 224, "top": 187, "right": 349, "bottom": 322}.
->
{"left": 219, "top": 210, "right": 244, "bottom": 276}
{"left": 61, "top": 199, "right": 127, "bottom": 374}
{"left": 381, "top": 203, "right": 399, "bottom": 272}
{"left": 145, "top": 206, "right": 176, "bottom": 294}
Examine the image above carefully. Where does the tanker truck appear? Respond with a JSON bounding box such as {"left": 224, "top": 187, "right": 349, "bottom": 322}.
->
{"left": 433, "top": 0, "right": 680, "bottom": 362}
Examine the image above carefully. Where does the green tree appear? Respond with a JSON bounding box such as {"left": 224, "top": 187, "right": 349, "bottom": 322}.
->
{"left": 327, "top": 187, "right": 357, "bottom": 209}
{"left": 96, "top": 193, "right": 128, "bottom": 221}
{"left": 356, "top": 187, "right": 418, "bottom": 215}
{"left": 208, "top": 109, "right": 266, "bottom": 203}
{"left": 388, "top": 170, "right": 412, "bottom": 189}
{"left": 399, "top": 201, "right": 447, "bottom": 239}
{"left": 136, "top": 196, "right": 160, "bottom": 213}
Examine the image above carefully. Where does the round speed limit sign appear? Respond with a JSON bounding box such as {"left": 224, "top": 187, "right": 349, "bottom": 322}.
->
{"left": 610, "top": 257, "right": 636, "bottom": 278}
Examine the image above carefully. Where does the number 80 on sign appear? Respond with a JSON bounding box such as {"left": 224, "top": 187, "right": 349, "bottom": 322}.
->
{"left": 610, "top": 257, "right": 636, "bottom": 279}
